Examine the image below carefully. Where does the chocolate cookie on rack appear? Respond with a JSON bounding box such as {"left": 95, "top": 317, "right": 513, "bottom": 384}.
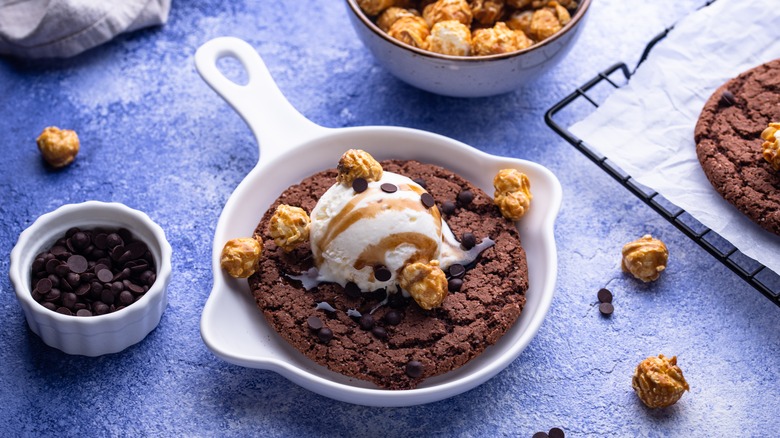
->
{"left": 694, "top": 59, "right": 780, "bottom": 236}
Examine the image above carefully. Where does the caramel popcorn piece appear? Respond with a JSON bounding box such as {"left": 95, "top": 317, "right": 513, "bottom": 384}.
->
{"left": 221, "top": 237, "right": 263, "bottom": 278}
{"left": 470, "top": 0, "right": 505, "bottom": 27}
{"left": 399, "top": 260, "right": 448, "bottom": 310}
{"left": 510, "top": 0, "right": 577, "bottom": 9}
{"left": 36, "top": 126, "right": 80, "bottom": 168}
{"left": 377, "top": 7, "right": 420, "bottom": 32}
{"left": 423, "top": 0, "right": 473, "bottom": 27}
{"left": 632, "top": 354, "right": 690, "bottom": 408}
{"left": 388, "top": 16, "right": 431, "bottom": 50}
{"left": 554, "top": 0, "right": 578, "bottom": 9}
{"left": 529, "top": 2, "right": 571, "bottom": 41}
{"left": 761, "top": 122, "right": 780, "bottom": 171}
{"left": 472, "top": 22, "right": 532, "bottom": 56}
{"left": 358, "top": 0, "right": 405, "bottom": 16}
{"left": 494, "top": 191, "right": 532, "bottom": 221}
{"left": 493, "top": 169, "right": 532, "bottom": 220}
{"left": 506, "top": 0, "right": 532, "bottom": 8}
{"left": 506, "top": 10, "right": 533, "bottom": 36}
{"left": 336, "top": 149, "right": 384, "bottom": 185}
{"left": 269, "top": 204, "right": 311, "bottom": 252}
{"left": 427, "top": 20, "right": 472, "bottom": 56}
{"left": 621, "top": 234, "right": 668, "bottom": 282}
{"left": 493, "top": 168, "right": 530, "bottom": 194}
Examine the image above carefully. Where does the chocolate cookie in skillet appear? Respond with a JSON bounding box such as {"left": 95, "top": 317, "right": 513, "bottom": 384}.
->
{"left": 223, "top": 149, "right": 533, "bottom": 390}
{"left": 694, "top": 58, "right": 780, "bottom": 236}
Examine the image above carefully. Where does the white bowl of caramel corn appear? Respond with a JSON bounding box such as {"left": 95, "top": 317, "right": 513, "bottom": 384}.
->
{"left": 345, "top": 0, "right": 591, "bottom": 97}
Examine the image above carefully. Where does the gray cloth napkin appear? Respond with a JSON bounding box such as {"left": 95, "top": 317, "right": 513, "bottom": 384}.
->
{"left": 0, "top": 0, "right": 171, "bottom": 58}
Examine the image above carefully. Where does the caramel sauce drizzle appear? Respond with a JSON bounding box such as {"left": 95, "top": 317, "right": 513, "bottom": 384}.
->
{"left": 315, "top": 184, "right": 442, "bottom": 265}
{"left": 353, "top": 232, "right": 439, "bottom": 273}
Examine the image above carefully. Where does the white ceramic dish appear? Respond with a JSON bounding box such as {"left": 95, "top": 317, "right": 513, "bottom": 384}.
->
{"left": 9, "top": 201, "right": 172, "bottom": 356}
{"left": 344, "top": 0, "right": 591, "bottom": 97}
{"left": 195, "top": 37, "right": 561, "bottom": 407}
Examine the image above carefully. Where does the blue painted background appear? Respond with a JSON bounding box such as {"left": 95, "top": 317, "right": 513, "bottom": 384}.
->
{"left": 2, "top": 1, "right": 778, "bottom": 436}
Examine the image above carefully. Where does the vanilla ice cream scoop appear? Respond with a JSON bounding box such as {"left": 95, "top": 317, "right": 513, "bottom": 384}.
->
{"left": 309, "top": 170, "right": 463, "bottom": 293}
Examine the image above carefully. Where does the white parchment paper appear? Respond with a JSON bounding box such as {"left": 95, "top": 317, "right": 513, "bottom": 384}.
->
{"left": 570, "top": 0, "right": 780, "bottom": 275}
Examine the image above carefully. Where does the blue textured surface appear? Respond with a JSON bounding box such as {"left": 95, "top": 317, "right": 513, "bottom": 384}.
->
{"left": 2, "top": 1, "right": 779, "bottom": 436}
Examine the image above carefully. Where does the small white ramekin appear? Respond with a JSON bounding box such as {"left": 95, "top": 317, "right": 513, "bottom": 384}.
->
{"left": 9, "top": 201, "right": 172, "bottom": 356}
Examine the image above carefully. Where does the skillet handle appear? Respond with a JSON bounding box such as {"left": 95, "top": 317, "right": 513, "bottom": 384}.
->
{"left": 195, "top": 37, "right": 324, "bottom": 167}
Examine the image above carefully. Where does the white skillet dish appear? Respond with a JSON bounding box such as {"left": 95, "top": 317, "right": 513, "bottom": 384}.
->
{"left": 195, "top": 37, "right": 562, "bottom": 407}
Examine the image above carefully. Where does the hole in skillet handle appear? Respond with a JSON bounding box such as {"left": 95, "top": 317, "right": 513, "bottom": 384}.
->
{"left": 216, "top": 55, "right": 249, "bottom": 86}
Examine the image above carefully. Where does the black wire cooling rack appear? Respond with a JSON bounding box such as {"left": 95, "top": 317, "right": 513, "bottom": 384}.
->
{"left": 544, "top": 19, "right": 780, "bottom": 308}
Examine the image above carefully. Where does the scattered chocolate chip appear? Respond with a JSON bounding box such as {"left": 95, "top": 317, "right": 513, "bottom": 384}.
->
{"left": 371, "top": 326, "right": 388, "bottom": 339}
{"left": 440, "top": 200, "right": 456, "bottom": 215}
{"left": 45, "top": 259, "right": 60, "bottom": 274}
{"left": 307, "top": 316, "right": 323, "bottom": 331}
{"left": 45, "top": 289, "right": 61, "bottom": 302}
{"left": 532, "top": 433, "right": 549, "bottom": 438}
{"left": 36, "top": 278, "right": 52, "bottom": 293}
{"left": 93, "top": 302, "right": 109, "bottom": 315}
{"left": 50, "top": 245, "right": 68, "bottom": 257}
{"left": 597, "top": 288, "right": 613, "bottom": 303}
{"left": 61, "top": 292, "right": 77, "bottom": 309}
{"left": 420, "top": 192, "right": 435, "bottom": 209}
{"left": 548, "top": 428, "right": 565, "bottom": 438}
{"left": 412, "top": 178, "right": 427, "bottom": 188}
{"left": 113, "top": 268, "right": 131, "bottom": 282}
{"left": 32, "top": 257, "right": 45, "bottom": 273}
{"left": 359, "top": 314, "right": 375, "bottom": 330}
{"left": 124, "top": 241, "right": 148, "bottom": 259}
{"left": 448, "top": 278, "right": 463, "bottom": 292}
{"left": 374, "top": 265, "right": 392, "bottom": 282}
{"left": 54, "top": 263, "right": 70, "bottom": 277}
{"left": 387, "top": 292, "right": 410, "bottom": 309}
{"left": 73, "top": 231, "right": 91, "bottom": 248}
{"left": 47, "top": 274, "right": 60, "bottom": 288}
{"left": 124, "top": 280, "right": 145, "bottom": 295}
{"left": 384, "top": 309, "right": 402, "bottom": 325}
{"left": 94, "top": 233, "right": 108, "bottom": 250}
{"left": 461, "top": 232, "right": 477, "bottom": 250}
{"left": 719, "top": 89, "right": 735, "bottom": 107}
{"left": 119, "top": 291, "right": 134, "bottom": 306}
{"left": 599, "top": 302, "right": 614, "bottom": 316}
{"left": 106, "top": 233, "right": 123, "bottom": 248}
{"left": 405, "top": 360, "right": 423, "bottom": 378}
{"left": 448, "top": 263, "right": 465, "bottom": 278}
{"left": 97, "top": 268, "right": 114, "bottom": 283}
{"left": 100, "top": 289, "right": 115, "bottom": 304}
{"left": 139, "top": 270, "right": 156, "bottom": 285}
{"left": 110, "top": 282, "right": 124, "bottom": 294}
{"left": 75, "top": 283, "right": 90, "bottom": 296}
{"left": 344, "top": 281, "right": 362, "bottom": 299}
{"left": 65, "top": 272, "right": 80, "bottom": 287}
{"left": 380, "top": 183, "right": 397, "bottom": 193}
{"left": 317, "top": 327, "right": 333, "bottom": 344}
{"left": 352, "top": 177, "right": 368, "bottom": 193}
{"left": 66, "top": 254, "right": 88, "bottom": 274}
{"left": 457, "top": 189, "right": 474, "bottom": 206}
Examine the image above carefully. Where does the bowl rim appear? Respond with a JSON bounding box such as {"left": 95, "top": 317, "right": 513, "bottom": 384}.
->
{"left": 345, "top": 0, "right": 592, "bottom": 62}
{"left": 9, "top": 201, "right": 172, "bottom": 326}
